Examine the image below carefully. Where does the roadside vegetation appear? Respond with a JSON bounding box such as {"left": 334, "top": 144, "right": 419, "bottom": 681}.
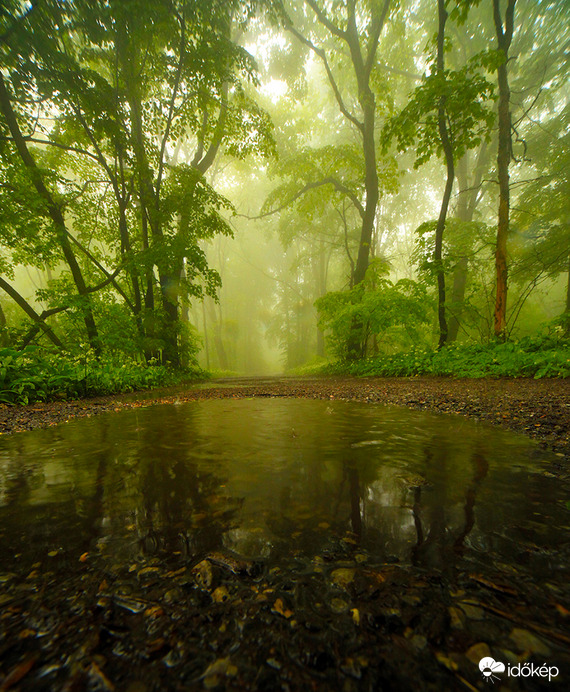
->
{"left": 0, "top": 347, "right": 203, "bottom": 406}
{"left": 295, "top": 332, "right": 570, "bottom": 379}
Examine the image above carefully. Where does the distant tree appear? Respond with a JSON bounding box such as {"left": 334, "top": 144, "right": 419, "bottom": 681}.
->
{"left": 511, "top": 105, "right": 570, "bottom": 331}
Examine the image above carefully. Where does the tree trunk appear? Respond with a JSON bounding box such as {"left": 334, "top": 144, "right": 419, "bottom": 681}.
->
{"left": 434, "top": 0, "right": 454, "bottom": 350}
{"left": 447, "top": 143, "right": 490, "bottom": 342}
{"left": 564, "top": 249, "right": 570, "bottom": 336}
{"left": 493, "top": 0, "right": 516, "bottom": 339}
{"left": 116, "top": 21, "right": 180, "bottom": 366}
{"left": 316, "top": 238, "right": 326, "bottom": 357}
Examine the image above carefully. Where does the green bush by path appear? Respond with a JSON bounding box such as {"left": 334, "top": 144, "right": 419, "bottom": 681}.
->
{"left": 0, "top": 347, "right": 204, "bottom": 406}
{"left": 293, "top": 336, "right": 570, "bottom": 379}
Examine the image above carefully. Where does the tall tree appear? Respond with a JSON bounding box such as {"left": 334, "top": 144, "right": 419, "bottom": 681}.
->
{"left": 0, "top": 0, "right": 273, "bottom": 363}
{"left": 276, "top": 0, "right": 391, "bottom": 286}
{"left": 492, "top": 0, "right": 516, "bottom": 338}
{"left": 433, "top": 0, "right": 454, "bottom": 349}
{"left": 382, "top": 3, "right": 494, "bottom": 349}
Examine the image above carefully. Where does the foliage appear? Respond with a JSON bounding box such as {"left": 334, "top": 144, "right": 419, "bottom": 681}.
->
{"left": 412, "top": 217, "right": 492, "bottom": 279}
{"left": 304, "top": 334, "right": 570, "bottom": 379}
{"left": 382, "top": 55, "right": 496, "bottom": 167}
{"left": 315, "top": 260, "right": 431, "bottom": 360}
{"left": 0, "top": 346, "right": 203, "bottom": 406}
{"left": 0, "top": 0, "right": 274, "bottom": 365}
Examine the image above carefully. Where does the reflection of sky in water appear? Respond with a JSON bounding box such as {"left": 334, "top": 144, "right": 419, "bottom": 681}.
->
{"left": 0, "top": 399, "right": 568, "bottom": 582}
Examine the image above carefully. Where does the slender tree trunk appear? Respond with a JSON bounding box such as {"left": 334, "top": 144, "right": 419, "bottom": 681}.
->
{"left": 447, "top": 143, "right": 490, "bottom": 342}
{"left": 447, "top": 256, "right": 468, "bottom": 343}
{"left": 116, "top": 22, "right": 180, "bottom": 365}
{"left": 434, "top": 0, "right": 454, "bottom": 349}
{"left": 564, "top": 249, "right": 570, "bottom": 335}
{"left": 316, "top": 238, "right": 326, "bottom": 357}
{"left": 493, "top": 0, "right": 516, "bottom": 339}
{"left": 201, "top": 299, "right": 210, "bottom": 370}
{"left": 0, "top": 300, "right": 6, "bottom": 346}
{"left": 207, "top": 297, "right": 229, "bottom": 371}
{"left": 353, "top": 94, "right": 379, "bottom": 285}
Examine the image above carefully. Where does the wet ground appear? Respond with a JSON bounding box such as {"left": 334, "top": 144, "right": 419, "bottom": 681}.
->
{"left": 0, "top": 377, "right": 569, "bottom": 690}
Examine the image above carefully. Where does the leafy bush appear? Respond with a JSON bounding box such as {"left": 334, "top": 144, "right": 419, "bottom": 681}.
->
{"left": 0, "top": 346, "right": 204, "bottom": 406}
{"left": 300, "top": 335, "right": 570, "bottom": 379}
{"left": 315, "top": 260, "right": 432, "bottom": 360}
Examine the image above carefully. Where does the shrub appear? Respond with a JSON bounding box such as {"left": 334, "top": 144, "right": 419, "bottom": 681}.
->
{"left": 0, "top": 346, "right": 204, "bottom": 405}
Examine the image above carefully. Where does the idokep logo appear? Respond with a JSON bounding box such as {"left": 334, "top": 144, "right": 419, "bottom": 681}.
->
{"left": 478, "top": 657, "right": 559, "bottom": 684}
{"left": 479, "top": 657, "right": 505, "bottom": 683}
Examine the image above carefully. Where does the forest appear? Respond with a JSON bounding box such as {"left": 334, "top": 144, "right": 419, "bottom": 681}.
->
{"left": 1, "top": 3, "right": 570, "bottom": 691}
{"left": 0, "top": 0, "right": 568, "bottom": 403}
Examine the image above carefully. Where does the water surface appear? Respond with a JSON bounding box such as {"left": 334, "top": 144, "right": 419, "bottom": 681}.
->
{"left": 0, "top": 399, "right": 568, "bottom": 584}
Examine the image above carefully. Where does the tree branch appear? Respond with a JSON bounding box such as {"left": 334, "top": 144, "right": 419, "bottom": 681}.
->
{"left": 285, "top": 23, "right": 363, "bottom": 131}
{"left": 65, "top": 232, "right": 134, "bottom": 311}
{"left": 0, "top": 1, "right": 37, "bottom": 44}
{"left": 156, "top": 9, "right": 186, "bottom": 200}
{"left": 364, "top": 0, "right": 390, "bottom": 78}
{"left": 243, "top": 177, "right": 365, "bottom": 220}
{"left": 306, "top": 0, "right": 346, "bottom": 39}
{"left": 0, "top": 277, "right": 66, "bottom": 350}
{"left": 194, "top": 82, "right": 229, "bottom": 174}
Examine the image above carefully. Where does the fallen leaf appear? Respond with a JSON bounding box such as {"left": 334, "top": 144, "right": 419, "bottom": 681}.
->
{"left": 351, "top": 608, "right": 360, "bottom": 626}
{"left": 509, "top": 628, "right": 551, "bottom": 656}
{"left": 212, "top": 586, "right": 229, "bottom": 603}
{"left": 0, "top": 656, "right": 37, "bottom": 691}
{"left": 465, "top": 642, "right": 491, "bottom": 666}
{"left": 272, "top": 598, "right": 293, "bottom": 619}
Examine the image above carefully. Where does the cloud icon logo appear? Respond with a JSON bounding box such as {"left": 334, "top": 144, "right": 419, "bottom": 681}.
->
{"left": 479, "top": 657, "right": 505, "bottom": 683}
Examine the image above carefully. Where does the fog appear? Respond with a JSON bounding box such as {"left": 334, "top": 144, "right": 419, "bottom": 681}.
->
{"left": 1, "top": 0, "right": 568, "bottom": 376}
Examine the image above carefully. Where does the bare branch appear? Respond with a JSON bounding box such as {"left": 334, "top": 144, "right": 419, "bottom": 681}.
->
{"left": 285, "top": 23, "right": 363, "bottom": 131}
{"left": 240, "top": 177, "right": 365, "bottom": 220}
{"left": 306, "top": 0, "right": 346, "bottom": 39}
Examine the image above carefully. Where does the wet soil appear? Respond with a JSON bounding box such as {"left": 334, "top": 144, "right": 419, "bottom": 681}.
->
{"left": 1, "top": 376, "right": 569, "bottom": 691}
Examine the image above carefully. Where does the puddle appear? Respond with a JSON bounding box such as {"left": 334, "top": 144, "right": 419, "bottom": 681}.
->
{"left": 1, "top": 399, "right": 568, "bottom": 582}
{"left": 1, "top": 399, "right": 569, "bottom": 690}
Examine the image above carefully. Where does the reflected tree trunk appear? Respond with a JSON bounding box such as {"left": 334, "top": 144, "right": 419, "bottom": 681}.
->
{"left": 348, "top": 467, "right": 362, "bottom": 538}
{"left": 454, "top": 450, "right": 489, "bottom": 553}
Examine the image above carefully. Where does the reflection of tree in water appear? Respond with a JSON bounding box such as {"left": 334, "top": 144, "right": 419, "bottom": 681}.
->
{"left": 133, "top": 407, "right": 242, "bottom": 557}
{"left": 453, "top": 451, "right": 489, "bottom": 553}
{"left": 0, "top": 422, "right": 111, "bottom": 571}
{"left": 411, "top": 442, "right": 448, "bottom": 569}
{"left": 411, "top": 441, "right": 489, "bottom": 569}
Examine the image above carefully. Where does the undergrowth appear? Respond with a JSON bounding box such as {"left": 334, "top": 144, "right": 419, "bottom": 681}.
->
{"left": 292, "top": 336, "right": 570, "bottom": 379}
{"left": 0, "top": 346, "right": 204, "bottom": 406}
